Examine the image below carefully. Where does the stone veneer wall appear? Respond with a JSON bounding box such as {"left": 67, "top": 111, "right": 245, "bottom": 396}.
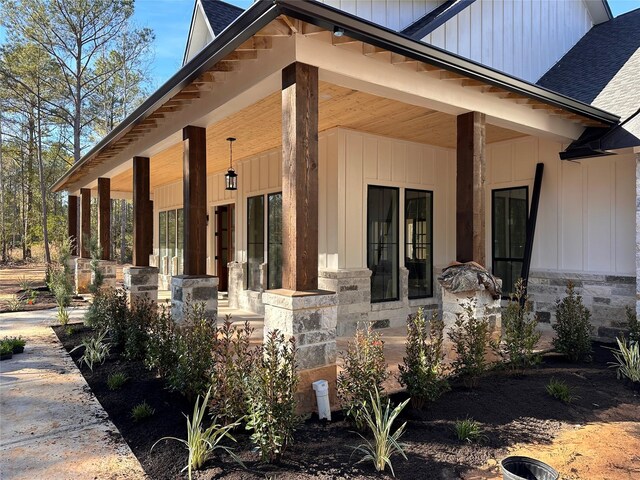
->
{"left": 528, "top": 270, "right": 635, "bottom": 341}
{"left": 319, "top": 267, "right": 440, "bottom": 336}
{"left": 227, "top": 261, "right": 266, "bottom": 315}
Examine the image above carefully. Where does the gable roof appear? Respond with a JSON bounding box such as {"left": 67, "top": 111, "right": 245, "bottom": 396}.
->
{"left": 200, "top": 0, "right": 244, "bottom": 36}
{"left": 538, "top": 8, "right": 640, "bottom": 154}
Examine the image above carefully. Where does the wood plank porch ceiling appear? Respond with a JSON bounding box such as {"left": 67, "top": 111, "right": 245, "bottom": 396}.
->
{"left": 110, "top": 82, "right": 523, "bottom": 192}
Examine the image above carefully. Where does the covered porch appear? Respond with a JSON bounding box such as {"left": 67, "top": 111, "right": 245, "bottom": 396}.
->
{"left": 53, "top": 2, "right": 622, "bottom": 409}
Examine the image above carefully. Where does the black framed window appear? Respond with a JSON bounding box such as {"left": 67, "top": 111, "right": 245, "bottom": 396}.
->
{"left": 367, "top": 186, "right": 399, "bottom": 302}
{"left": 158, "top": 208, "right": 184, "bottom": 275}
{"left": 247, "top": 195, "right": 264, "bottom": 290}
{"left": 405, "top": 189, "right": 433, "bottom": 299}
{"left": 492, "top": 187, "right": 528, "bottom": 295}
{"left": 267, "top": 193, "right": 283, "bottom": 290}
{"left": 159, "top": 211, "right": 167, "bottom": 274}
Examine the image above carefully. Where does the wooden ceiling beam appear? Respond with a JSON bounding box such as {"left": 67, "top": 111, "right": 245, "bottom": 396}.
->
{"left": 255, "top": 19, "right": 292, "bottom": 36}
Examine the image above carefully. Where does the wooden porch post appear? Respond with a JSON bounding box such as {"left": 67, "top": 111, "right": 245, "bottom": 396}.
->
{"left": 79, "top": 188, "right": 91, "bottom": 259}
{"left": 182, "top": 125, "right": 207, "bottom": 276}
{"left": 68, "top": 195, "right": 79, "bottom": 256}
{"left": 147, "top": 200, "right": 154, "bottom": 258}
{"left": 456, "top": 111, "right": 486, "bottom": 266}
{"left": 97, "top": 177, "right": 111, "bottom": 260}
{"left": 133, "top": 156, "right": 150, "bottom": 267}
{"left": 281, "top": 62, "right": 319, "bottom": 291}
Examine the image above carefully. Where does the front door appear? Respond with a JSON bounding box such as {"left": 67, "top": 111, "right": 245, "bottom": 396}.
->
{"left": 215, "top": 204, "right": 234, "bottom": 292}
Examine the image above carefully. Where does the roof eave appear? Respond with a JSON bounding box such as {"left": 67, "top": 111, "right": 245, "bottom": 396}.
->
{"left": 53, "top": 0, "right": 621, "bottom": 193}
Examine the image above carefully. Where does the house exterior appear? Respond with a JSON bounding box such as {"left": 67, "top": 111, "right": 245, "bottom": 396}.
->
{"left": 53, "top": 0, "right": 640, "bottom": 408}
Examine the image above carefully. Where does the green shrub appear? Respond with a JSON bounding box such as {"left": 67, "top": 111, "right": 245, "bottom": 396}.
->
{"left": 84, "top": 288, "right": 129, "bottom": 346}
{"left": 398, "top": 309, "right": 449, "bottom": 409}
{"left": 3, "top": 336, "right": 26, "bottom": 353}
{"left": 337, "top": 324, "right": 388, "bottom": 430}
{"left": 209, "top": 316, "right": 257, "bottom": 424}
{"left": 448, "top": 298, "right": 495, "bottom": 387}
{"left": 454, "top": 417, "right": 485, "bottom": 443}
{"left": 152, "top": 388, "right": 244, "bottom": 480}
{"left": 48, "top": 264, "right": 73, "bottom": 325}
{"left": 352, "top": 387, "right": 409, "bottom": 477}
{"left": 546, "top": 377, "right": 577, "bottom": 404}
{"left": 608, "top": 337, "right": 640, "bottom": 384}
{"left": 144, "top": 304, "right": 177, "bottom": 378}
{"left": 107, "top": 372, "right": 128, "bottom": 391}
{"left": 131, "top": 401, "right": 155, "bottom": 422}
{"left": 245, "top": 330, "right": 298, "bottom": 463}
{"left": 123, "top": 298, "right": 155, "bottom": 360}
{"left": 70, "top": 330, "right": 111, "bottom": 371}
{"left": 0, "top": 342, "right": 13, "bottom": 356}
{"left": 88, "top": 238, "right": 104, "bottom": 294}
{"left": 624, "top": 306, "right": 639, "bottom": 344}
{"left": 7, "top": 295, "right": 23, "bottom": 312}
{"left": 166, "top": 302, "right": 216, "bottom": 401}
{"left": 552, "top": 281, "right": 593, "bottom": 362}
{"left": 501, "top": 279, "right": 542, "bottom": 370}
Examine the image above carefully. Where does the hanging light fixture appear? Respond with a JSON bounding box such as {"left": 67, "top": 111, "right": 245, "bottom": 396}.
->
{"left": 225, "top": 137, "right": 237, "bottom": 191}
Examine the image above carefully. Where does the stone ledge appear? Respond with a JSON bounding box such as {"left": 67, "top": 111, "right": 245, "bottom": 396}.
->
{"left": 319, "top": 268, "right": 372, "bottom": 280}
{"left": 263, "top": 290, "right": 338, "bottom": 310}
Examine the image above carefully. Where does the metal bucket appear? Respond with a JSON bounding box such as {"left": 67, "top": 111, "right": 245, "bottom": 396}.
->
{"left": 501, "top": 456, "right": 559, "bottom": 480}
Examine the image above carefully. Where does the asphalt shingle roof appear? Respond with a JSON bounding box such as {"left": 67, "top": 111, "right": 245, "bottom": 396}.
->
{"left": 538, "top": 9, "right": 640, "bottom": 147}
{"left": 200, "top": 0, "right": 244, "bottom": 36}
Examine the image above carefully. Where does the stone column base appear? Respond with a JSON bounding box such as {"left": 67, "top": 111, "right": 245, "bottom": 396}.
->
{"left": 75, "top": 258, "right": 92, "bottom": 294}
{"left": 92, "top": 260, "right": 117, "bottom": 289}
{"left": 124, "top": 266, "right": 159, "bottom": 306}
{"left": 66, "top": 256, "right": 78, "bottom": 293}
{"left": 171, "top": 275, "right": 218, "bottom": 321}
{"left": 263, "top": 289, "right": 338, "bottom": 414}
{"left": 319, "top": 269, "right": 372, "bottom": 336}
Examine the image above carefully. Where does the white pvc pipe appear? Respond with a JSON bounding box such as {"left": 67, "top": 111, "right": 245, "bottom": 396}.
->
{"left": 312, "top": 379, "right": 331, "bottom": 421}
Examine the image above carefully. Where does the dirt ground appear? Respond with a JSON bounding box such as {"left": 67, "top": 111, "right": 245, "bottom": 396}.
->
{"left": 54, "top": 321, "right": 640, "bottom": 480}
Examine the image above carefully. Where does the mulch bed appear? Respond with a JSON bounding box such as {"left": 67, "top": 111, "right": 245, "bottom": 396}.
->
{"left": 0, "top": 287, "right": 87, "bottom": 313}
{"left": 53, "top": 325, "right": 640, "bottom": 480}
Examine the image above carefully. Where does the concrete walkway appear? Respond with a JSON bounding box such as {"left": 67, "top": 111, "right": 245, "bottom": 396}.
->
{"left": 0, "top": 307, "right": 146, "bottom": 480}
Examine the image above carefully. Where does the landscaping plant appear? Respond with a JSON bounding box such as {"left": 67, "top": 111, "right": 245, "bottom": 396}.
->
{"left": 209, "top": 315, "right": 257, "bottom": 423}
{"left": 546, "top": 377, "right": 577, "bottom": 404}
{"left": 48, "top": 264, "right": 73, "bottom": 325}
{"left": 107, "top": 372, "right": 129, "bottom": 391}
{"left": 454, "top": 417, "right": 485, "bottom": 443}
{"left": 3, "top": 336, "right": 26, "bottom": 354}
{"left": 552, "top": 281, "right": 593, "bottom": 362}
{"left": 245, "top": 329, "right": 298, "bottom": 463}
{"left": 152, "top": 388, "right": 244, "bottom": 480}
{"left": 352, "top": 387, "right": 409, "bottom": 477}
{"left": 624, "top": 306, "right": 639, "bottom": 344}
{"left": 448, "top": 298, "right": 496, "bottom": 387}
{"left": 88, "top": 239, "right": 104, "bottom": 294}
{"left": 398, "top": 308, "right": 449, "bottom": 409}
{"left": 337, "top": 323, "right": 388, "bottom": 430}
{"left": 0, "top": 342, "right": 14, "bottom": 360}
{"left": 608, "top": 337, "right": 640, "bottom": 384}
{"left": 144, "top": 304, "right": 177, "bottom": 378}
{"left": 166, "top": 301, "right": 216, "bottom": 401}
{"left": 7, "top": 295, "right": 23, "bottom": 312}
{"left": 500, "top": 278, "right": 541, "bottom": 370}
{"left": 70, "top": 330, "right": 110, "bottom": 371}
{"left": 131, "top": 401, "right": 155, "bottom": 422}
{"left": 84, "top": 288, "right": 128, "bottom": 346}
{"left": 123, "top": 298, "right": 155, "bottom": 360}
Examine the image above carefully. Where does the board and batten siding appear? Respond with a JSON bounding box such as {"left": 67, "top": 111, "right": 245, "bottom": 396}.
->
{"left": 486, "top": 136, "right": 635, "bottom": 275}
{"left": 422, "top": 0, "right": 593, "bottom": 83}
{"left": 336, "top": 128, "right": 456, "bottom": 271}
{"left": 317, "top": 0, "right": 445, "bottom": 31}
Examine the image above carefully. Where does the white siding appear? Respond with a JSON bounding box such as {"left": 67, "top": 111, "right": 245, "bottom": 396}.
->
{"left": 422, "top": 0, "right": 594, "bottom": 82}
{"left": 486, "top": 137, "right": 635, "bottom": 275}
{"left": 336, "top": 128, "right": 456, "bottom": 270}
{"left": 317, "top": 0, "right": 444, "bottom": 31}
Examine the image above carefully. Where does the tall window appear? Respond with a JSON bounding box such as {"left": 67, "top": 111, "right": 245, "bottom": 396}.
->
{"left": 158, "top": 208, "right": 184, "bottom": 275}
{"left": 159, "top": 211, "right": 167, "bottom": 274}
{"left": 405, "top": 189, "right": 433, "bottom": 299}
{"left": 492, "top": 187, "right": 528, "bottom": 295}
{"left": 367, "top": 186, "right": 399, "bottom": 302}
{"left": 247, "top": 195, "right": 264, "bottom": 290}
{"left": 267, "top": 193, "right": 283, "bottom": 290}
